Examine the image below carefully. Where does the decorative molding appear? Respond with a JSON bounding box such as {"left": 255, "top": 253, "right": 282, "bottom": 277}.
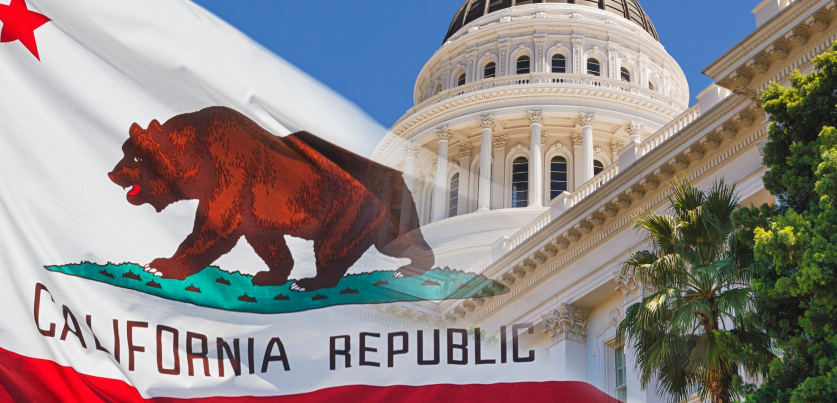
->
{"left": 542, "top": 303, "right": 588, "bottom": 344}
{"left": 528, "top": 110, "right": 545, "bottom": 125}
{"left": 614, "top": 266, "right": 650, "bottom": 304}
{"left": 550, "top": 141, "right": 567, "bottom": 151}
{"left": 611, "top": 139, "right": 625, "bottom": 154}
{"left": 493, "top": 135, "right": 507, "bottom": 149}
{"left": 579, "top": 112, "right": 596, "bottom": 127}
{"left": 572, "top": 134, "right": 583, "bottom": 146}
{"left": 459, "top": 144, "right": 472, "bottom": 159}
{"left": 404, "top": 143, "right": 420, "bottom": 159}
{"left": 435, "top": 126, "right": 454, "bottom": 142}
{"left": 478, "top": 115, "right": 496, "bottom": 130}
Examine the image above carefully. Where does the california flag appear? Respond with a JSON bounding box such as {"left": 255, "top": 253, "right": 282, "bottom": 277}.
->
{"left": 0, "top": 0, "right": 618, "bottom": 401}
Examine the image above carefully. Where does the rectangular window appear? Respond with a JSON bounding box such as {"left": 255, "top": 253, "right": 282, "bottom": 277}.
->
{"left": 615, "top": 345, "right": 627, "bottom": 402}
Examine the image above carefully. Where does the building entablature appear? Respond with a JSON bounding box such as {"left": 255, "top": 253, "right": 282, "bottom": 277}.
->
{"left": 705, "top": 0, "right": 837, "bottom": 98}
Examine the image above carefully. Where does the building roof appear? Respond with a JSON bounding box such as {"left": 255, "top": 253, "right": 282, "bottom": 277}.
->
{"left": 443, "top": 0, "right": 660, "bottom": 43}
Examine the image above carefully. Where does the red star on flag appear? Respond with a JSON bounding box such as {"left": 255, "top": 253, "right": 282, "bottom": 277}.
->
{"left": 0, "top": 0, "right": 50, "bottom": 60}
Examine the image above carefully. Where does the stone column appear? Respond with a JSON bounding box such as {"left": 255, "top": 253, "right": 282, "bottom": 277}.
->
{"left": 572, "top": 134, "right": 583, "bottom": 191}
{"left": 491, "top": 135, "right": 506, "bottom": 210}
{"left": 457, "top": 144, "right": 471, "bottom": 216}
{"left": 580, "top": 113, "right": 596, "bottom": 184}
{"left": 541, "top": 303, "right": 588, "bottom": 382}
{"left": 399, "top": 144, "right": 420, "bottom": 233}
{"left": 477, "top": 116, "right": 495, "bottom": 212}
{"left": 432, "top": 127, "right": 453, "bottom": 222}
{"left": 528, "top": 111, "right": 544, "bottom": 207}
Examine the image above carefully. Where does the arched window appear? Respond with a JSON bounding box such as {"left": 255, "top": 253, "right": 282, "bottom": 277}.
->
{"left": 457, "top": 73, "right": 466, "bottom": 87}
{"left": 448, "top": 173, "right": 459, "bottom": 218}
{"left": 550, "top": 156, "right": 568, "bottom": 200}
{"left": 594, "top": 160, "right": 604, "bottom": 176}
{"left": 517, "top": 55, "right": 530, "bottom": 75}
{"left": 484, "top": 62, "right": 496, "bottom": 79}
{"left": 648, "top": 82, "right": 655, "bottom": 91}
{"left": 620, "top": 67, "right": 631, "bottom": 82}
{"left": 511, "top": 157, "right": 529, "bottom": 208}
{"left": 552, "top": 54, "right": 566, "bottom": 73}
{"left": 587, "top": 59, "right": 601, "bottom": 76}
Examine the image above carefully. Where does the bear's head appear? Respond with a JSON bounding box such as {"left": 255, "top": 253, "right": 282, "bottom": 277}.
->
{"left": 108, "top": 118, "right": 200, "bottom": 212}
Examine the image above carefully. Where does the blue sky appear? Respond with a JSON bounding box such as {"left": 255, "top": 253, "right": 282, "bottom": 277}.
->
{"left": 192, "top": 0, "right": 760, "bottom": 128}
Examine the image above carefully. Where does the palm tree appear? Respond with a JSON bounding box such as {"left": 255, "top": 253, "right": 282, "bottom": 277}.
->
{"left": 615, "top": 177, "right": 770, "bottom": 403}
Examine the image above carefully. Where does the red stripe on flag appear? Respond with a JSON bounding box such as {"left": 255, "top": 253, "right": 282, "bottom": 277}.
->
{"left": 0, "top": 346, "right": 619, "bottom": 403}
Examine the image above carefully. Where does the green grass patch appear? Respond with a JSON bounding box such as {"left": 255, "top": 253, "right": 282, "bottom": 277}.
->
{"left": 44, "top": 263, "right": 508, "bottom": 314}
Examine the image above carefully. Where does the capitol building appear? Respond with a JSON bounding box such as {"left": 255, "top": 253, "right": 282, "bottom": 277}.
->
{"left": 368, "top": 0, "right": 834, "bottom": 401}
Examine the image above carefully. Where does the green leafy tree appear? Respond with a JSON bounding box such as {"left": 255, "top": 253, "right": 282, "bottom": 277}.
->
{"left": 741, "top": 40, "right": 837, "bottom": 403}
{"left": 616, "top": 177, "right": 771, "bottom": 403}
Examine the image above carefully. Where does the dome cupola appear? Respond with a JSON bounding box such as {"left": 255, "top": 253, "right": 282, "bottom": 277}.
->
{"left": 444, "top": 0, "right": 659, "bottom": 43}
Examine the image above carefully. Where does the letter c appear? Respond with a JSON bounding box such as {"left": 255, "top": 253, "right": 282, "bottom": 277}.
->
{"left": 34, "top": 283, "right": 56, "bottom": 337}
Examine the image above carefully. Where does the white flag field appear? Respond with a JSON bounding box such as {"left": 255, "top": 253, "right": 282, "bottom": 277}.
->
{"left": 0, "top": 0, "right": 618, "bottom": 401}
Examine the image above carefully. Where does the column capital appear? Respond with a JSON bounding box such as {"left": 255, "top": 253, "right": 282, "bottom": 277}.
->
{"left": 579, "top": 112, "right": 595, "bottom": 127}
{"left": 459, "top": 144, "right": 472, "bottom": 159}
{"left": 572, "top": 133, "right": 583, "bottom": 147}
{"left": 625, "top": 121, "right": 644, "bottom": 141}
{"left": 527, "top": 110, "right": 544, "bottom": 125}
{"left": 492, "top": 135, "right": 506, "bottom": 149}
{"left": 614, "top": 266, "right": 650, "bottom": 304}
{"left": 542, "top": 303, "right": 588, "bottom": 344}
{"left": 435, "top": 126, "right": 454, "bottom": 142}
{"left": 404, "top": 143, "right": 420, "bottom": 159}
{"left": 571, "top": 38, "right": 584, "bottom": 47}
{"left": 478, "top": 115, "right": 497, "bottom": 130}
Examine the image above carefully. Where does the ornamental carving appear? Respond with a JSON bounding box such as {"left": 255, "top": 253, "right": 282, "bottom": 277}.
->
{"left": 459, "top": 144, "right": 472, "bottom": 159}
{"left": 745, "top": 58, "right": 768, "bottom": 74}
{"left": 478, "top": 115, "right": 496, "bottom": 130}
{"left": 435, "top": 127, "right": 454, "bottom": 142}
{"left": 625, "top": 121, "right": 644, "bottom": 141}
{"left": 404, "top": 143, "right": 420, "bottom": 159}
{"left": 572, "top": 134, "right": 583, "bottom": 146}
{"left": 528, "top": 110, "right": 544, "bottom": 125}
{"left": 614, "top": 266, "right": 650, "bottom": 304}
{"left": 542, "top": 303, "right": 588, "bottom": 344}
{"left": 541, "top": 133, "right": 547, "bottom": 146}
{"left": 511, "top": 144, "right": 528, "bottom": 153}
{"left": 806, "top": 16, "right": 827, "bottom": 32}
{"left": 493, "top": 135, "right": 506, "bottom": 149}
{"left": 550, "top": 142, "right": 566, "bottom": 151}
{"left": 611, "top": 139, "right": 625, "bottom": 153}
{"left": 784, "top": 31, "right": 807, "bottom": 46}
{"left": 579, "top": 112, "right": 596, "bottom": 127}
{"left": 765, "top": 44, "right": 788, "bottom": 60}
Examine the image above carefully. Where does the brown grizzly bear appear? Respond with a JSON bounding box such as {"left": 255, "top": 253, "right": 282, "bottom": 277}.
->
{"left": 108, "top": 106, "right": 433, "bottom": 291}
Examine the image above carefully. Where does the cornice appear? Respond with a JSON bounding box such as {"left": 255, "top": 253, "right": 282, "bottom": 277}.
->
{"left": 703, "top": 0, "right": 827, "bottom": 79}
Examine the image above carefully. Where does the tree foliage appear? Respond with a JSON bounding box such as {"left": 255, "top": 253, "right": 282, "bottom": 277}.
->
{"left": 616, "top": 178, "right": 771, "bottom": 403}
{"left": 740, "top": 40, "right": 837, "bottom": 403}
